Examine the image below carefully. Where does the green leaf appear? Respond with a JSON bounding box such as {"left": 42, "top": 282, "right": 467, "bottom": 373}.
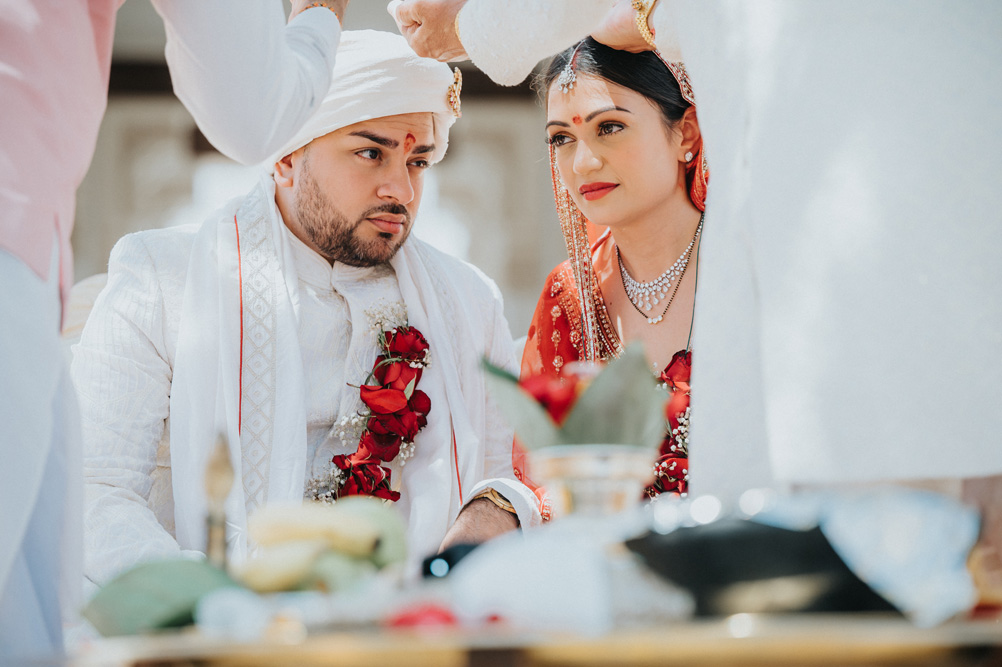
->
{"left": 404, "top": 375, "right": 416, "bottom": 400}
{"left": 83, "top": 559, "right": 241, "bottom": 636}
{"left": 559, "top": 343, "right": 666, "bottom": 448}
{"left": 482, "top": 359, "right": 561, "bottom": 450}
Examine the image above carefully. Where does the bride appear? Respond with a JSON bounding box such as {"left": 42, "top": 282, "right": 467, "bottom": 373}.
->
{"left": 520, "top": 37, "right": 707, "bottom": 497}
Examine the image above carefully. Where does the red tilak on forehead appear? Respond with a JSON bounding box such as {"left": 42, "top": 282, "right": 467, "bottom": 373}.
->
{"left": 404, "top": 133, "right": 416, "bottom": 151}
{"left": 572, "top": 115, "right": 583, "bottom": 125}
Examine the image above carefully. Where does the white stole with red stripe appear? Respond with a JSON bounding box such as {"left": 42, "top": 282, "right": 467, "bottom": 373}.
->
{"left": 168, "top": 176, "right": 539, "bottom": 572}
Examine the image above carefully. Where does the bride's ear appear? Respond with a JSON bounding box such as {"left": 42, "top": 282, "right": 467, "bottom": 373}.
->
{"left": 677, "top": 106, "right": 701, "bottom": 162}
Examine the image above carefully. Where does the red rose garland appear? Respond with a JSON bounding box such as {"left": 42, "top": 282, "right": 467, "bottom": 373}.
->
{"left": 648, "top": 349, "right": 691, "bottom": 497}
{"left": 328, "top": 325, "right": 432, "bottom": 502}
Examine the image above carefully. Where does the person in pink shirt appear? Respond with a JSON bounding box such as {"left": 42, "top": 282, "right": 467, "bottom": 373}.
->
{"left": 0, "top": 0, "right": 349, "bottom": 659}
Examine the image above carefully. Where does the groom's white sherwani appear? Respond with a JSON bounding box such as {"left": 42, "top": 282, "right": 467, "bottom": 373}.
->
{"left": 73, "top": 178, "right": 540, "bottom": 585}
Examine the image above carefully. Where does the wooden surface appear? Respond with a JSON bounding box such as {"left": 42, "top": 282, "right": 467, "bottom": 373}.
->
{"left": 73, "top": 614, "right": 1002, "bottom": 667}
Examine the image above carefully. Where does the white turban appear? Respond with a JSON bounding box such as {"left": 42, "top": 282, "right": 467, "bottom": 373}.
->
{"left": 267, "top": 30, "right": 460, "bottom": 168}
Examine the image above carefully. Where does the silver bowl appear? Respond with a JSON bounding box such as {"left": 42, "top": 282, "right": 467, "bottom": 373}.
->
{"left": 529, "top": 444, "right": 655, "bottom": 518}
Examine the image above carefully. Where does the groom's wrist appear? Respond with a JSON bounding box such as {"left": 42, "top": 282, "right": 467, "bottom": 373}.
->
{"left": 465, "top": 496, "right": 520, "bottom": 532}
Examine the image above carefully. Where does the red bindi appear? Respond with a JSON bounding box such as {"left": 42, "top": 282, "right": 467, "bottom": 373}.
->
{"left": 404, "top": 133, "right": 416, "bottom": 151}
{"left": 572, "top": 115, "right": 583, "bottom": 125}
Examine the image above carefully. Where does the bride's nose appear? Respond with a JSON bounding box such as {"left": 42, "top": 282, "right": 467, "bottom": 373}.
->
{"left": 572, "top": 139, "right": 602, "bottom": 176}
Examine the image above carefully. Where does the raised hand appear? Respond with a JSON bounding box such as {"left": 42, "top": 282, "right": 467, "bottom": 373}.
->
{"left": 591, "top": 0, "right": 652, "bottom": 53}
{"left": 387, "top": 0, "right": 469, "bottom": 62}
{"left": 290, "top": 0, "right": 349, "bottom": 24}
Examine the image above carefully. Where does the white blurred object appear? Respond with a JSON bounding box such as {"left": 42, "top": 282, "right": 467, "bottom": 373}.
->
{"left": 754, "top": 487, "right": 980, "bottom": 626}
{"left": 448, "top": 512, "right": 691, "bottom": 634}
{"left": 689, "top": 494, "right": 722, "bottom": 525}
{"left": 196, "top": 588, "right": 272, "bottom": 641}
{"left": 821, "top": 489, "right": 979, "bottom": 627}
{"left": 196, "top": 573, "right": 402, "bottom": 641}
{"left": 684, "top": 1, "right": 1002, "bottom": 499}
{"left": 164, "top": 159, "right": 261, "bottom": 231}
{"left": 61, "top": 273, "right": 108, "bottom": 356}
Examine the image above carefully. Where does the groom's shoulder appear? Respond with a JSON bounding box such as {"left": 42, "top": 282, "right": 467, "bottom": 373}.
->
{"left": 110, "top": 224, "right": 201, "bottom": 275}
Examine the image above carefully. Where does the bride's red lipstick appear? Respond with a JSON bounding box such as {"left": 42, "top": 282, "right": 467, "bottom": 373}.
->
{"left": 579, "top": 182, "right": 618, "bottom": 201}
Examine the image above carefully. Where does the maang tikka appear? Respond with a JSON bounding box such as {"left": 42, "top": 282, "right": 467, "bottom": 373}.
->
{"left": 556, "top": 41, "right": 585, "bottom": 94}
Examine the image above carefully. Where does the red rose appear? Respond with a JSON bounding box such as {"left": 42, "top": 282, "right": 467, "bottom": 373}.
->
{"left": 360, "top": 385, "right": 409, "bottom": 414}
{"left": 332, "top": 455, "right": 401, "bottom": 501}
{"left": 519, "top": 374, "right": 579, "bottom": 425}
{"left": 649, "top": 455, "right": 689, "bottom": 496}
{"left": 660, "top": 350, "right": 692, "bottom": 392}
{"left": 397, "top": 410, "right": 426, "bottom": 440}
{"left": 373, "top": 359, "right": 423, "bottom": 391}
{"left": 385, "top": 326, "right": 430, "bottom": 362}
{"left": 368, "top": 410, "right": 426, "bottom": 442}
{"left": 407, "top": 389, "right": 431, "bottom": 416}
{"left": 666, "top": 388, "right": 690, "bottom": 431}
{"left": 367, "top": 415, "right": 392, "bottom": 436}
{"left": 386, "top": 603, "right": 458, "bottom": 628}
{"left": 357, "top": 430, "right": 403, "bottom": 461}
{"left": 326, "top": 325, "right": 432, "bottom": 506}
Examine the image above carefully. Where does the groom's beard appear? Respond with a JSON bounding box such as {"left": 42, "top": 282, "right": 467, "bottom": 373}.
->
{"left": 295, "top": 168, "right": 413, "bottom": 268}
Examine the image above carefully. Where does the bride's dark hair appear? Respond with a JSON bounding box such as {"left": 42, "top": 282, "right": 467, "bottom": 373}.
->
{"left": 537, "top": 38, "right": 690, "bottom": 131}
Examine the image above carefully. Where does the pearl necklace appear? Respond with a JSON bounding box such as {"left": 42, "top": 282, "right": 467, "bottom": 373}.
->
{"left": 618, "top": 214, "right": 703, "bottom": 325}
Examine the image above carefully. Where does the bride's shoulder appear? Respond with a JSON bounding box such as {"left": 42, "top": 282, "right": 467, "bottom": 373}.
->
{"left": 541, "top": 259, "right": 577, "bottom": 296}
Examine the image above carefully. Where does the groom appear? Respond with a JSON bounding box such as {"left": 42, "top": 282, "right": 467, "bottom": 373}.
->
{"left": 73, "top": 30, "right": 540, "bottom": 585}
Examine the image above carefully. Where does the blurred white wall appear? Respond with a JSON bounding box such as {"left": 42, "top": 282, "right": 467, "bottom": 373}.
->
{"left": 72, "top": 0, "right": 566, "bottom": 335}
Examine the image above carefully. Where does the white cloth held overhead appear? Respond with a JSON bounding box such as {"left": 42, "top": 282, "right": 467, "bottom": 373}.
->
{"left": 159, "top": 2, "right": 344, "bottom": 166}
{"left": 432, "top": 0, "right": 681, "bottom": 88}
{"left": 266, "top": 30, "right": 458, "bottom": 167}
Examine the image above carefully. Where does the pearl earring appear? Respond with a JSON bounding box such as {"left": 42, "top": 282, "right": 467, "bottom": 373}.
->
{"left": 684, "top": 151, "right": 694, "bottom": 162}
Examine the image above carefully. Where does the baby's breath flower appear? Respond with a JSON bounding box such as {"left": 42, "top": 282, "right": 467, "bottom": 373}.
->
{"left": 365, "top": 300, "right": 408, "bottom": 333}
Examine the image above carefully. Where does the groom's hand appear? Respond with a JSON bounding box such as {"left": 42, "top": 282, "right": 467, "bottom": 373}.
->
{"left": 592, "top": 0, "right": 653, "bottom": 53}
{"left": 439, "top": 497, "right": 518, "bottom": 552}
{"left": 388, "top": 0, "right": 469, "bottom": 62}
{"left": 290, "top": 0, "right": 349, "bottom": 24}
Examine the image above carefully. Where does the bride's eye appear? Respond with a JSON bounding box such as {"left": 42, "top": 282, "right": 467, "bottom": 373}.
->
{"left": 598, "top": 121, "right": 625, "bottom": 136}
{"left": 547, "top": 133, "right": 572, "bottom": 147}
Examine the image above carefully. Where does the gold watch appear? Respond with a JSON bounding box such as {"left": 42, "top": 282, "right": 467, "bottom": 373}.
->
{"left": 471, "top": 488, "right": 517, "bottom": 516}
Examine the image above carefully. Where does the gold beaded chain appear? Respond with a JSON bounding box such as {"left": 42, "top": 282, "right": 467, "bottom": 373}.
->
{"left": 632, "top": 0, "right": 659, "bottom": 50}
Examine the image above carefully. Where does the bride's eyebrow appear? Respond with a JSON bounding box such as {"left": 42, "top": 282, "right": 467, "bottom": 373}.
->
{"left": 585, "top": 106, "right": 631, "bottom": 122}
{"left": 545, "top": 105, "right": 632, "bottom": 130}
